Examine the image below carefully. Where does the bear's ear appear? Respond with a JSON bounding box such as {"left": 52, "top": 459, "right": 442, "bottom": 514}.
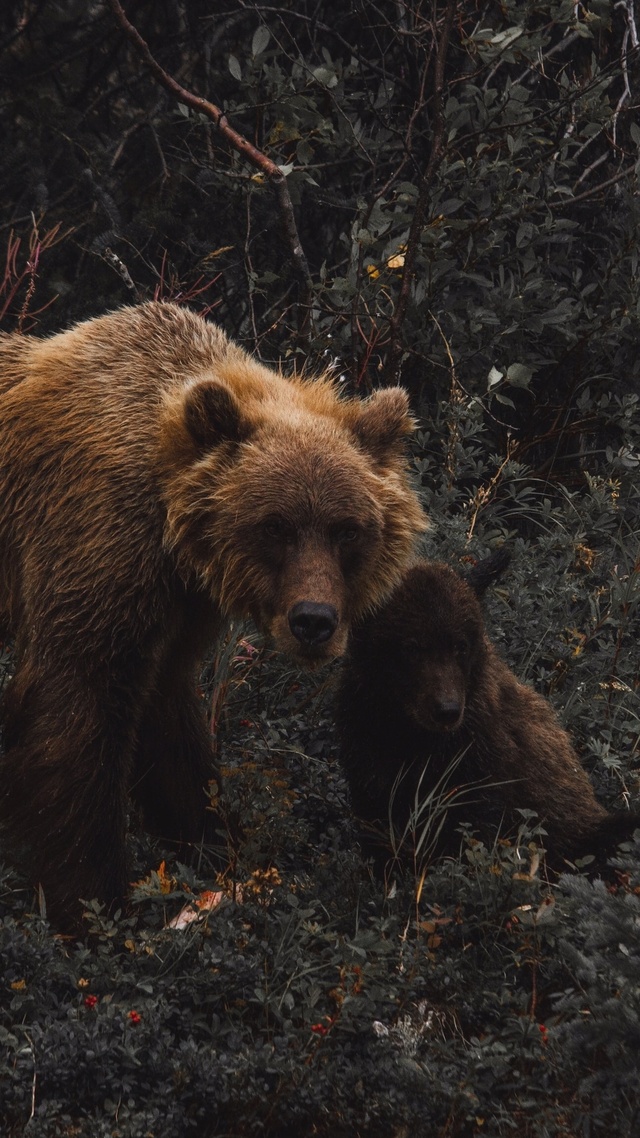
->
{"left": 183, "top": 380, "right": 251, "bottom": 452}
{"left": 464, "top": 547, "right": 512, "bottom": 597}
{"left": 349, "top": 387, "right": 415, "bottom": 464}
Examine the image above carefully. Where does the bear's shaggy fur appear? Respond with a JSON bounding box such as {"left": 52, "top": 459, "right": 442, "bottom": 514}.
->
{"left": 0, "top": 301, "right": 425, "bottom": 925}
{"left": 336, "top": 558, "right": 639, "bottom": 871}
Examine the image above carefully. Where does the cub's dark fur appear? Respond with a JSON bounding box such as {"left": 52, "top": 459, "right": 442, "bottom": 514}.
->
{"left": 336, "top": 556, "right": 639, "bottom": 871}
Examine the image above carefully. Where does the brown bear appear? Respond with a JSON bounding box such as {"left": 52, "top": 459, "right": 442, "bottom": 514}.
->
{"left": 336, "top": 555, "right": 639, "bottom": 874}
{"left": 0, "top": 300, "right": 426, "bottom": 927}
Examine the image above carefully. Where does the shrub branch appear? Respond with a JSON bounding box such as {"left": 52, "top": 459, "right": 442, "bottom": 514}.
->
{"left": 108, "top": 0, "right": 313, "bottom": 329}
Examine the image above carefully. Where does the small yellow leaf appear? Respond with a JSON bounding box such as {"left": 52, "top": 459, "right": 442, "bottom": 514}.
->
{"left": 201, "top": 245, "right": 234, "bottom": 264}
{"left": 156, "top": 860, "right": 174, "bottom": 894}
{"left": 267, "top": 122, "right": 301, "bottom": 144}
{"left": 574, "top": 543, "right": 597, "bottom": 571}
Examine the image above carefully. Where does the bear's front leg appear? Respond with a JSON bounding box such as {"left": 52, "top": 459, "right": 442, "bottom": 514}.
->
{"left": 0, "top": 657, "right": 138, "bottom": 930}
{"left": 131, "top": 599, "right": 222, "bottom": 851}
{"left": 131, "top": 677, "right": 220, "bottom": 846}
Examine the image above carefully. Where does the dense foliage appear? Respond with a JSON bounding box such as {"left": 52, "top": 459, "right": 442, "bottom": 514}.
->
{"left": 1, "top": 1, "right": 639, "bottom": 1134}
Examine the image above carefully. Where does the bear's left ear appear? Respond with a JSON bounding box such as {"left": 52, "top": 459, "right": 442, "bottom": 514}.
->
{"left": 183, "top": 380, "right": 252, "bottom": 452}
{"left": 349, "top": 387, "right": 416, "bottom": 464}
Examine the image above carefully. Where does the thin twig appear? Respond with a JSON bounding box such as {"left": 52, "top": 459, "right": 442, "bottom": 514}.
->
{"left": 612, "top": 0, "right": 639, "bottom": 148}
{"left": 431, "top": 312, "right": 464, "bottom": 488}
{"left": 24, "top": 1032, "right": 36, "bottom": 1122}
{"left": 549, "top": 164, "right": 635, "bottom": 208}
{"left": 385, "top": 0, "right": 458, "bottom": 384}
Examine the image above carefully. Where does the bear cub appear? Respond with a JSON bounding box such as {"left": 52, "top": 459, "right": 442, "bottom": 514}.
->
{"left": 336, "top": 554, "right": 639, "bottom": 873}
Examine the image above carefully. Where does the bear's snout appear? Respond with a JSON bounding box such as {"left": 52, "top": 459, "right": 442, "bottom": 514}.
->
{"left": 431, "top": 697, "right": 464, "bottom": 730}
{"left": 409, "top": 655, "right": 467, "bottom": 732}
{"left": 288, "top": 601, "right": 339, "bottom": 647}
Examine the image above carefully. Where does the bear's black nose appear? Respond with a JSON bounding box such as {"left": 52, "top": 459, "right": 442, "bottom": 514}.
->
{"left": 433, "top": 699, "right": 463, "bottom": 728}
{"left": 288, "top": 602, "right": 338, "bottom": 646}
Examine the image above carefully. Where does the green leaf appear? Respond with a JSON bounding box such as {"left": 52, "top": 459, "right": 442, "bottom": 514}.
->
{"left": 228, "top": 55, "right": 242, "bottom": 81}
{"left": 296, "top": 139, "right": 315, "bottom": 165}
{"left": 252, "top": 25, "right": 270, "bottom": 56}
{"left": 506, "top": 363, "right": 533, "bottom": 388}
{"left": 313, "top": 65, "right": 339, "bottom": 89}
{"left": 490, "top": 25, "right": 524, "bottom": 47}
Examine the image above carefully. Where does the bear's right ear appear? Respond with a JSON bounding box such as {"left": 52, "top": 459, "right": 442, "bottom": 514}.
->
{"left": 348, "top": 387, "right": 416, "bottom": 465}
{"left": 183, "top": 381, "right": 251, "bottom": 452}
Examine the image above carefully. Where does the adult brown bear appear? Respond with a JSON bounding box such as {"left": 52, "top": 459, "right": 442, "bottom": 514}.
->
{"left": 336, "top": 556, "right": 639, "bottom": 874}
{"left": 0, "top": 301, "right": 425, "bottom": 927}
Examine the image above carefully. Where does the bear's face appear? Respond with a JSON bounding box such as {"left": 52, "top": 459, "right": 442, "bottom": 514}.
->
{"left": 357, "top": 564, "right": 486, "bottom": 730}
{"left": 162, "top": 379, "right": 426, "bottom": 665}
{"left": 214, "top": 431, "right": 393, "bottom": 663}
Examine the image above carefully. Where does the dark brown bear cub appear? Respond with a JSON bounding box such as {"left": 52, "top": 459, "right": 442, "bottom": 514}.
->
{"left": 336, "top": 557, "right": 639, "bottom": 872}
{"left": 0, "top": 301, "right": 425, "bottom": 928}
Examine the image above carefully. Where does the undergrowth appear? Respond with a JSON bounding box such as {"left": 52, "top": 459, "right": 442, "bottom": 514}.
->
{"left": 1, "top": 397, "right": 639, "bottom": 1137}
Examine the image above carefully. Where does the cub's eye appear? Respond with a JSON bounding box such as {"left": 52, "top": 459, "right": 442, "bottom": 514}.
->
{"left": 404, "top": 638, "right": 422, "bottom": 654}
{"left": 455, "top": 637, "right": 470, "bottom": 657}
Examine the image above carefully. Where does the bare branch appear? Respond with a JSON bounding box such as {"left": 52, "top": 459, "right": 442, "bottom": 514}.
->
{"left": 108, "top": 0, "right": 313, "bottom": 328}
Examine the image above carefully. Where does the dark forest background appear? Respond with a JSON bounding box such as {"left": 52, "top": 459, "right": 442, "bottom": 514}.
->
{"left": 1, "top": 2, "right": 640, "bottom": 1136}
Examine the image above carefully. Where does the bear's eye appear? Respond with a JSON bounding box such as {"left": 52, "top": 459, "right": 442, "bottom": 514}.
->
{"left": 455, "top": 637, "right": 470, "bottom": 657}
{"left": 263, "top": 518, "right": 291, "bottom": 541}
{"left": 337, "top": 524, "right": 360, "bottom": 544}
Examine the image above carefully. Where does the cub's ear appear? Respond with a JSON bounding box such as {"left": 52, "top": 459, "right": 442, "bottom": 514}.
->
{"left": 183, "top": 380, "right": 251, "bottom": 452}
{"left": 349, "top": 387, "right": 416, "bottom": 464}
{"left": 464, "top": 547, "right": 512, "bottom": 597}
